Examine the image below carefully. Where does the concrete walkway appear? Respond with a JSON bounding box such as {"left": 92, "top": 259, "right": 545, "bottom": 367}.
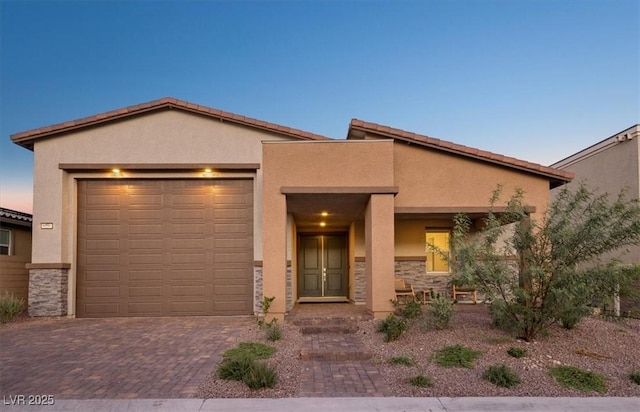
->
{"left": 3, "top": 397, "right": 639, "bottom": 411}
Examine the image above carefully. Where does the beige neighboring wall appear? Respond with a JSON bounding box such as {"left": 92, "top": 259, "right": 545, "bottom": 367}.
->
{"left": 0, "top": 228, "right": 32, "bottom": 302}
{"left": 393, "top": 142, "right": 552, "bottom": 222}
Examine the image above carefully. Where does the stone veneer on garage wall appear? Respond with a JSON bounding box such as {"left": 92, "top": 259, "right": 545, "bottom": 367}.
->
{"left": 28, "top": 268, "right": 68, "bottom": 317}
{"left": 253, "top": 263, "right": 293, "bottom": 315}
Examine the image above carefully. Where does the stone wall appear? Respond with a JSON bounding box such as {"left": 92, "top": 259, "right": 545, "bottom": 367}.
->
{"left": 354, "top": 260, "right": 366, "bottom": 304}
{"left": 28, "top": 268, "right": 68, "bottom": 317}
{"left": 395, "top": 259, "right": 452, "bottom": 298}
{"left": 253, "top": 263, "right": 293, "bottom": 315}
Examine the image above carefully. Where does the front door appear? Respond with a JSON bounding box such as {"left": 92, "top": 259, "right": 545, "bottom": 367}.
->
{"left": 298, "top": 234, "right": 348, "bottom": 300}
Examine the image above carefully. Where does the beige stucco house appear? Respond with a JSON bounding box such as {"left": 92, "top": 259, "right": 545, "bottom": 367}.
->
{"left": 0, "top": 207, "right": 33, "bottom": 303}
{"left": 551, "top": 124, "right": 640, "bottom": 316}
{"left": 11, "top": 97, "right": 572, "bottom": 319}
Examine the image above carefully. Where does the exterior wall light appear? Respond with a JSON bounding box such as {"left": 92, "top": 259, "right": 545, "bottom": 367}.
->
{"left": 111, "top": 168, "right": 122, "bottom": 177}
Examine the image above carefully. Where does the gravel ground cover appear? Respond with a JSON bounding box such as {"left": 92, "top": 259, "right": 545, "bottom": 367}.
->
{"left": 197, "top": 305, "right": 640, "bottom": 398}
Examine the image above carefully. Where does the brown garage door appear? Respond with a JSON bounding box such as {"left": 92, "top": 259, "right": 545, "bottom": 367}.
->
{"left": 76, "top": 179, "right": 253, "bottom": 317}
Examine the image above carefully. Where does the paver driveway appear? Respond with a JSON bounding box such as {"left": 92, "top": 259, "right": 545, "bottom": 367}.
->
{"left": 0, "top": 316, "right": 253, "bottom": 399}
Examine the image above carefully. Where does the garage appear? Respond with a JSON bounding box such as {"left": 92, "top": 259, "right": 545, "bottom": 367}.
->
{"left": 76, "top": 179, "right": 254, "bottom": 317}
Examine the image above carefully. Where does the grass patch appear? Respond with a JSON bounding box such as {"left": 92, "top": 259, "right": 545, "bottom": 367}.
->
{"left": 507, "top": 347, "right": 527, "bottom": 358}
{"left": 222, "top": 342, "right": 275, "bottom": 361}
{"left": 265, "top": 323, "right": 282, "bottom": 342}
{"left": 630, "top": 370, "right": 640, "bottom": 385}
{"left": 388, "top": 356, "right": 415, "bottom": 366}
{"left": 433, "top": 344, "right": 482, "bottom": 368}
{"left": 483, "top": 364, "right": 521, "bottom": 388}
{"left": 0, "top": 292, "right": 25, "bottom": 323}
{"left": 218, "top": 342, "right": 277, "bottom": 389}
{"left": 408, "top": 375, "right": 433, "bottom": 387}
{"left": 548, "top": 365, "right": 607, "bottom": 394}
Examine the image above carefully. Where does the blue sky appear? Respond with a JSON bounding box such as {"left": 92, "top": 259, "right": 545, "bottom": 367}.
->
{"left": 1, "top": 0, "right": 638, "bottom": 213}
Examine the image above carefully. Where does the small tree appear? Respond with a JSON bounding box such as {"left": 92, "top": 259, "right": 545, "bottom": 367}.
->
{"left": 450, "top": 184, "right": 640, "bottom": 341}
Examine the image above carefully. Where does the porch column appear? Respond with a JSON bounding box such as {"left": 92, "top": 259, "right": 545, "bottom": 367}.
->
{"left": 262, "top": 190, "right": 288, "bottom": 321}
{"left": 365, "top": 193, "right": 395, "bottom": 318}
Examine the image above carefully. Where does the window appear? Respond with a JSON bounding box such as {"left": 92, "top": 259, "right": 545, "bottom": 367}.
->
{"left": 426, "top": 230, "right": 450, "bottom": 272}
{"left": 0, "top": 229, "right": 10, "bottom": 255}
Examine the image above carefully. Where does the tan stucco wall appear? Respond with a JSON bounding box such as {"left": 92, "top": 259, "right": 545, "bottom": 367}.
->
{"left": 552, "top": 136, "right": 640, "bottom": 265}
{"left": 393, "top": 142, "right": 551, "bottom": 222}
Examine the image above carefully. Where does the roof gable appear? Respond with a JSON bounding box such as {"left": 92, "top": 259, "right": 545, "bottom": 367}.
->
{"left": 348, "top": 119, "right": 573, "bottom": 188}
{"left": 11, "top": 97, "right": 329, "bottom": 150}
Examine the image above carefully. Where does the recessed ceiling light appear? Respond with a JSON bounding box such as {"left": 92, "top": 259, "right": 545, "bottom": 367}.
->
{"left": 321, "top": 211, "right": 329, "bottom": 217}
{"left": 320, "top": 222, "right": 326, "bottom": 227}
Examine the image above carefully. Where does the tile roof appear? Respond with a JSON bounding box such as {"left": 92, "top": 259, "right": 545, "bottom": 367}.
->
{"left": 0, "top": 207, "right": 33, "bottom": 223}
{"left": 11, "top": 97, "right": 329, "bottom": 150}
{"left": 348, "top": 119, "right": 574, "bottom": 185}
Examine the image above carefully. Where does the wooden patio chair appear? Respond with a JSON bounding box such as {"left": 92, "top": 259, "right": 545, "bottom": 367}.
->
{"left": 452, "top": 284, "right": 478, "bottom": 304}
{"left": 395, "top": 278, "right": 416, "bottom": 303}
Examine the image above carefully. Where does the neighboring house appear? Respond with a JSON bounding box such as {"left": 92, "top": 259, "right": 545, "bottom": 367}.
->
{"left": 11, "top": 97, "right": 572, "bottom": 319}
{"left": 551, "top": 124, "right": 640, "bottom": 317}
{"left": 0, "top": 207, "right": 33, "bottom": 303}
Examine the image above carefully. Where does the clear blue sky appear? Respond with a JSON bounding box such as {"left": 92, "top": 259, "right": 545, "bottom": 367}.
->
{"left": 1, "top": 0, "right": 638, "bottom": 213}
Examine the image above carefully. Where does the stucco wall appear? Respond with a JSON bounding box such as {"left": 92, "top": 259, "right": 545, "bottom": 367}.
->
{"left": 393, "top": 142, "right": 551, "bottom": 222}
{"left": 31, "top": 109, "right": 292, "bottom": 266}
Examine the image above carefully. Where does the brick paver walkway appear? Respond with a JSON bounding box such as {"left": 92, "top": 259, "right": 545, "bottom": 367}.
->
{"left": 0, "top": 316, "right": 252, "bottom": 399}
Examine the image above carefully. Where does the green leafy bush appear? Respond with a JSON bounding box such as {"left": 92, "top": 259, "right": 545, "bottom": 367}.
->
{"left": 388, "top": 356, "right": 415, "bottom": 366}
{"left": 426, "top": 295, "right": 454, "bottom": 330}
{"left": 629, "top": 370, "right": 640, "bottom": 385}
{"left": 218, "top": 342, "right": 278, "bottom": 389}
{"left": 218, "top": 354, "right": 255, "bottom": 381}
{"left": 507, "top": 347, "right": 527, "bottom": 358}
{"left": 377, "top": 313, "right": 408, "bottom": 342}
{"left": 433, "top": 345, "right": 482, "bottom": 368}
{"left": 409, "top": 375, "right": 433, "bottom": 387}
{"left": 222, "top": 342, "right": 275, "bottom": 361}
{"left": 548, "top": 365, "right": 607, "bottom": 393}
{"left": 401, "top": 299, "right": 422, "bottom": 319}
{"left": 483, "top": 364, "right": 521, "bottom": 388}
{"left": 560, "top": 306, "right": 592, "bottom": 330}
{"left": 0, "top": 292, "right": 25, "bottom": 323}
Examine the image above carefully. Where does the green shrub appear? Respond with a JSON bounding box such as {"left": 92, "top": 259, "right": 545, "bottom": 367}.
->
{"left": 629, "top": 370, "right": 640, "bottom": 385}
{"left": 265, "top": 323, "right": 282, "bottom": 342}
{"left": 401, "top": 299, "right": 422, "bottom": 319}
{"left": 0, "top": 292, "right": 25, "bottom": 323}
{"left": 388, "top": 356, "right": 415, "bottom": 366}
{"left": 559, "top": 305, "right": 591, "bottom": 330}
{"left": 218, "top": 354, "right": 255, "bottom": 381}
{"left": 483, "top": 364, "right": 521, "bottom": 388}
{"left": 243, "top": 361, "right": 277, "bottom": 389}
{"left": 434, "top": 344, "right": 482, "bottom": 368}
{"left": 409, "top": 375, "right": 433, "bottom": 387}
{"left": 222, "top": 342, "right": 275, "bottom": 361}
{"left": 548, "top": 365, "right": 607, "bottom": 393}
{"left": 377, "top": 313, "right": 408, "bottom": 342}
{"left": 507, "top": 347, "right": 527, "bottom": 358}
{"left": 426, "top": 295, "right": 454, "bottom": 330}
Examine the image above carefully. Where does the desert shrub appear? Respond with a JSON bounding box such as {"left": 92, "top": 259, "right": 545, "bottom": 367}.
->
{"left": 388, "top": 356, "right": 415, "bottom": 366}
{"left": 629, "top": 370, "right": 640, "bottom": 385}
{"left": 449, "top": 184, "right": 640, "bottom": 341}
{"left": 483, "top": 364, "right": 521, "bottom": 388}
{"left": 433, "top": 344, "right": 482, "bottom": 368}
{"left": 401, "top": 299, "right": 422, "bottom": 320}
{"left": 377, "top": 313, "right": 407, "bottom": 342}
{"left": 560, "top": 306, "right": 592, "bottom": 330}
{"left": 507, "top": 347, "right": 527, "bottom": 358}
{"left": 0, "top": 292, "right": 25, "bottom": 323}
{"left": 409, "top": 375, "right": 433, "bottom": 387}
{"left": 243, "top": 361, "right": 277, "bottom": 389}
{"left": 265, "top": 323, "right": 282, "bottom": 342}
{"left": 218, "top": 354, "right": 255, "bottom": 381}
{"left": 425, "top": 295, "right": 454, "bottom": 330}
{"left": 548, "top": 365, "right": 607, "bottom": 394}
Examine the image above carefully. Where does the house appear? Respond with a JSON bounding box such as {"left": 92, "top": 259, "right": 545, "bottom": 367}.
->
{"left": 551, "top": 124, "right": 640, "bottom": 317}
{"left": 0, "top": 207, "right": 33, "bottom": 303}
{"left": 11, "top": 97, "right": 572, "bottom": 319}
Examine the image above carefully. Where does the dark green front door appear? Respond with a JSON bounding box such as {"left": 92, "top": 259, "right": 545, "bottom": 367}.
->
{"left": 298, "top": 235, "right": 348, "bottom": 299}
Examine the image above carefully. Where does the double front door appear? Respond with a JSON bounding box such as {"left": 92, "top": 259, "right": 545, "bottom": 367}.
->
{"left": 298, "top": 234, "right": 348, "bottom": 299}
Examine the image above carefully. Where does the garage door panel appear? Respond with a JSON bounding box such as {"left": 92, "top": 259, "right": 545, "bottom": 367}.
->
{"left": 77, "top": 179, "right": 253, "bottom": 318}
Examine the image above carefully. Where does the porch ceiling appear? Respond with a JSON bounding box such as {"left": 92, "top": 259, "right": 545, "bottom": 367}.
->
{"left": 286, "top": 193, "right": 370, "bottom": 231}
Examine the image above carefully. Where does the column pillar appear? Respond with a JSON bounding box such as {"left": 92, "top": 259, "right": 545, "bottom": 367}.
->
{"left": 365, "top": 194, "right": 395, "bottom": 318}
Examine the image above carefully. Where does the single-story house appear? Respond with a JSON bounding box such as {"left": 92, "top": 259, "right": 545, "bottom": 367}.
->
{"left": 551, "top": 124, "right": 640, "bottom": 317}
{"left": 11, "top": 97, "right": 573, "bottom": 319}
{"left": 0, "top": 207, "right": 33, "bottom": 303}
